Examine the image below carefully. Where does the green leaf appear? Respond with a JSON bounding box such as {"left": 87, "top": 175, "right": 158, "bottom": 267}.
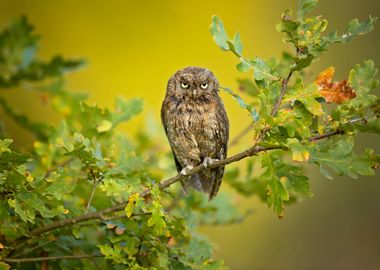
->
{"left": 236, "top": 78, "right": 258, "bottom": 96}
{"left": 227, "top": 31, "right": 243, "bottom": 57}
{"left": 293, "top": 54, "right": 314, "bottom": 71}
{"left": 250, "top": 57, "right": 278, "bottom": 81}
{"left": 10, "top": 199, "right": 30, "bottom": 223}
{"left": 209, "top": 16, "right": 229, "bottom": 51}
{"left": 112, "top": 97, "right": 143, "bottom": 126}
{"left": 236, "top": 61, "right": 250, "bottom": 72}
{"left": 222, "top": 87, "right": 259, "bottom": 121}
{"left": 298, "top": 95, "right": 323, "bottom": 115}
{"left": 0, "top": 151, "right": 31, "bottom": 171}
{"left": 186, "top": 234, "right": 213, "bottom": 263}
{"left": 265, "top": 174, "right": 288, "bottom": 218}
{"left": 210, "top": 16, "right": 243, "bottom": 57}
{"left": 277, "top": 163, "right": 313, "bottom": 196}
{"left": 349, "top": 60, "right": 378, "bottom": 95}
{"left": 310, "top": 136, "right": 378, "bottom": 179}
{"left": 276, "top": 9, "right": 300, "bottom": 44}
{"left": 346, "top": 60, "right": 378, "bottom": 109}
{"left": 329, "top": 16, "right": 377, "bottom": 44}
{"left": 0, "top": 262, "right": 10, "bottom": 270}
{"left": 0, "top": 139, "right": 12, "bottom": 153}
{"left": 284, "top": 78, "right": 323, "bottom": 115}
{"left": 147, "top": 201, "right": 166, "bottom": 233}
{"left": 261, "top": 154, "right": 312, "bottom": 217}
{"left": 261, "top": 154, "right": 289, "bottom": 217}
{"left": 98, "top": 244, "right": 127, "bottom": 264}
{"left": 298, "top": 0, "right": 319, "bottom": 20}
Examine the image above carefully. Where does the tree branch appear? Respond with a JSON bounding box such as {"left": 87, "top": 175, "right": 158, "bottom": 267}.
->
{"left": 14, "top": 145, "right": 281, "bottom": 241}
{"left": 5, "top": 254, "right": 104, "bottom": 263}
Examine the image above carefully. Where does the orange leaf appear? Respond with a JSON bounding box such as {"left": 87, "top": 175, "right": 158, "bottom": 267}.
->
{"left": 315, "top": 67, "right": 356, "bottom": 104}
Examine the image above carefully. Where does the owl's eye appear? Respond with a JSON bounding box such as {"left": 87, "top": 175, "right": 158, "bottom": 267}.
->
{"left": 181, "top": 82, "right": 190, "bottom": 89}
{"left": 200, "top": 83, "right": 208, "bottom": 89}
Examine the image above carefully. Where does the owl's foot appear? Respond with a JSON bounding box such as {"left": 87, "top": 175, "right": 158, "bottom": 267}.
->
{"left": 202, "top": 157, "right": 219, "bottom": 169}
{"left": 180, "top": 165, "right": 194, "bottom": 176}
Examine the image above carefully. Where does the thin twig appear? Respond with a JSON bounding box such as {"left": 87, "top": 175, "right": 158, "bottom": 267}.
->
{"left": 309, "top": 130, "right": 344, "bottom": 142}
{"left": 270, "top": 71, "right": 293, "bottom": 117}
{"left": 44, "top": 158, "right": 74, "bottom": 179}
{"left": 101, "top": 212, "right": 152, "bottom": 222}
{"left": 85, "top": 169, "right": 98, "bottom": 214}
{"left": 229, "top": 123, "right": 254, "bottom": 147}
{"left": 12, "top": 239, "right": 56, "bottom": 258}
{"left": 4, "top": 254, "right": 104, "bottom": 263}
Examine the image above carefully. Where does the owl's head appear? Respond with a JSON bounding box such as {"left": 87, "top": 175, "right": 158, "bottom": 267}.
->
{"left": 166, "top": 66, "right": 219, "bottom": 100}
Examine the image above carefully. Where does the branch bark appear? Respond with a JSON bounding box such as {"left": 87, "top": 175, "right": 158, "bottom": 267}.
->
{"left": 4, "top": 254, "right": 104, "bottom": 263}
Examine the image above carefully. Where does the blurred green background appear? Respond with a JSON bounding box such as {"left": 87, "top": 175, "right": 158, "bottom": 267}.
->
{"left": 1, "top": 0, "right": 379, "bottom": 269}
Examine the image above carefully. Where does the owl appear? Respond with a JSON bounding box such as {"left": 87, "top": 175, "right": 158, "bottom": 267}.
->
{"left": 161, "top": 66, "right": 229, "bottom": 200}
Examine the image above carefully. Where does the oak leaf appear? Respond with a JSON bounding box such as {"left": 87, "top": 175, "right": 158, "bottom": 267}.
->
{"left": 315, "top": 67, "right": 356, "bottom": 103}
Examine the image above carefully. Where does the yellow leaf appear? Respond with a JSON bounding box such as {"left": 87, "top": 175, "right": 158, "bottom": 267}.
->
{"left": 292, "top": 148, "right": 310, "bottom": 162}
{"left": 96, "top": 120, "right": 113, "bottom": 133}
{"left": 26, "top": 174, "right": 34, "bottom": 183}
{"left": 125, "top": 193, "right": 139, "bottom": 218}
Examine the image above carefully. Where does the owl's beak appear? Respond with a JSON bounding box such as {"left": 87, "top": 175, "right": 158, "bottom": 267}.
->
{"left": 192, "top": 89, "right": 197, "bottom": 98}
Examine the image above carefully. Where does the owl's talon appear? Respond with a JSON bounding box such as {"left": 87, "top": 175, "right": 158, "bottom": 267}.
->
{"left": 202, "top": 157, "right": 219, "bottom": 169}
{"left": 180, "top": 165, "right": 194, "bottom": 176}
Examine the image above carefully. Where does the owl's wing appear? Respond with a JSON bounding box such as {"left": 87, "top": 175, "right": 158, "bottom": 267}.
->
{"left": 208, "top": 98, "right": 229, "bottom": 200}
{"left": 161, "top": 100, "right": 183, "bottom": 173}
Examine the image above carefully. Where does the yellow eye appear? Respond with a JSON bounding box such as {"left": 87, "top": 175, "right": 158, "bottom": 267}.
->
{"left": 181, "top": 82, "right": 190, "bottom": 89}
{"left": 200, "top": 83, "right": 208, "bottom": 89}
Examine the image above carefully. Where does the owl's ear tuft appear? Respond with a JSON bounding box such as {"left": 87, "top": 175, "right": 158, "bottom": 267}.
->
{"left": 212, "top": 78, "right": 220, "bottom": 91}
{"left": 166, "top": 77, "right": 176, "bottom": 94}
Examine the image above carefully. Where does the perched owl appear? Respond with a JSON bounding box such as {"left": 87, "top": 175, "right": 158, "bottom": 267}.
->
{"left": 161, "top": 66, "right": 229, "bottom": 200}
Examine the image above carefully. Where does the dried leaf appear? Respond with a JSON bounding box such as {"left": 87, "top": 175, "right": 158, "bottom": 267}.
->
{"left": 315, "top": 67, "right": 356, "bottom": 103}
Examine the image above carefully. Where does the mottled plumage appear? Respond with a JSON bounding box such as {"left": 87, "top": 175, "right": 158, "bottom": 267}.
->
{"left": 161, "top": 66, "right": 229, "bottom": 200}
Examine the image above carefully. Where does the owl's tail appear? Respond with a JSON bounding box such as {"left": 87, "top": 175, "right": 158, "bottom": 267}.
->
{"left": 183, "top": 167, "right": 225, "bottom": 200}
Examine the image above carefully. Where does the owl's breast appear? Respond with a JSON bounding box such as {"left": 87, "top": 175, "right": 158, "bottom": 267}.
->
{"left": 174, "top": 100, "right": 220, "bottom": 156}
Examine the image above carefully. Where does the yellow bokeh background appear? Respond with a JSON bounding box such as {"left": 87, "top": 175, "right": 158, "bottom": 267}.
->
{"left": 1, "top": 0, "right": 379, "bottom": 269}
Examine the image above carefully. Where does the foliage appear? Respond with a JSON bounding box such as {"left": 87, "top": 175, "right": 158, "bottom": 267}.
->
{"left": 210, "top": 0, "right": 379, "bottom": 217}
{"left": 0, "top": 1, "right": 379, "bottom": 269}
